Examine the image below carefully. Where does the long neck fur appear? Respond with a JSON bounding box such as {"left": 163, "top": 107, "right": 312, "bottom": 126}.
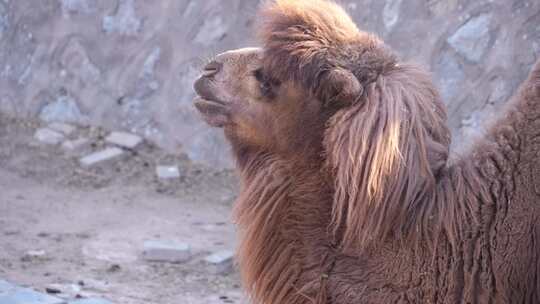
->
{"left": 232, "top": 145, "right": 334, "bottom": 304}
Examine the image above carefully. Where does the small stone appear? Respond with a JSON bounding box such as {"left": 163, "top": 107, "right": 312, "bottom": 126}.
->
{"left": 39, "top": 95, "right": 86, "bottom": 124}
{"left": 383, "top": 0, "right": 403, "bottom": 31}
{"left": 79, "top": 147, "right": 125, "bottom": 167}
{"left": 44, "top": 283, "right": 82, "bottom": 299}
{"left": 204, "top": 250, "right": 234, "bottom": 274}
{"left": 34, "top": 128, "right": 65, "bottom": 145}
{"left": 102, "top": 0, "right": 141, "bottom": 36}
{"left": 156, "top": 166, "right": 180, "bottom": 179}
{"left": 22, "top": 249, "right": 47, "bottom": 261}
{"left": 447, "top": 14, "right": 493, "bottom": 63}
{"left": 45, "top": 285, "right": 62, "bottom": 294}
{"left": 48, "top": 122, "right": 76, "bottom": 135}
{"left": 105, "top": 132, "right": 143, "bottom": 149}
{"left": 79, "top": 279, "right": 109, "bottom": 292}
{"left": 107, "top": 264, "right": 121, "bottom": 272}
{"left": 62, "top": 138, "right": 91, "bottom": 152}
{"left": 142, "top": 240, "right": 191, "bottom": 263}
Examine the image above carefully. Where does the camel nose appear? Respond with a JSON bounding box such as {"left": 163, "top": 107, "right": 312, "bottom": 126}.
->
{"left": 202, "top": 61, "right": 222, "bottom": 78}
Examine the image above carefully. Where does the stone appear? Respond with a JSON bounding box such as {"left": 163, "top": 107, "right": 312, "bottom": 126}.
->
{"left": 434, "top": 52, "right": 465, "bottom": 101}
{"left": 142, "top": 240, "right": 191, "bottom": 263}
{"left": 0, "top": 281, "right": 64, "bottom": 304}
{"left": 156, "top": 166, "right": 180, "bottom": 179}
{"left": 48, "top": 122, "right": 76, "bottom": 135}
{"left": 39, "top": 95, "right": 85, "bottom": 124}
{"left": 204, "top": 250, "right": 234, "bottom": 274}
{"left": 132, "top": 47, "right": 162, "bottom": 99}
{"left": 62, "top": 138, "right": 91, "bottom": 152}
{"left": 61, "top": 0, "right": 97, "bottom": 15}
{"left": 0, "top": 1, "right": 8, "bottom": 41}
{"left": 44, "top": 283, "right": 81, "bottom": 297}
{"left": 60, "top": 38, "right": 101, "bottom": 84}
{"left": 102, "top": 0, "right": 142, "bottom": 36}
{"left": 69, "top": 299, "right": 113, "bottom": 304}
{"left": 34, "top": 128, "right": 65, "bottom": 145}
{"left": 383, "top": 0, "right": 403, "bottom": 31}
{"left": 21, "top": 249, "right": 47, "bottom": 262}
{"left": 79, "top": 147, "right": 125, "bottom": 167}
{"left": 105, "top": 132, "right": 143, "bottom": 149}
{"left": 194, "top": 17, "right": 228, "bottom": 45}
{"left": 448, "top": 14, "right": 493, "bottom": 63}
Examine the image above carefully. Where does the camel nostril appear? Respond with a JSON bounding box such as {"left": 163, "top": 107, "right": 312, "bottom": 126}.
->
{"left": 202, "top": 61, "right": 222, "bottom": 78}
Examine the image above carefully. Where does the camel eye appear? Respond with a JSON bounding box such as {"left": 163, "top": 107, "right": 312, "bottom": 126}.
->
{"left": 253, "top": 69, "right": 265, "bottom": 83}
{"left": 252, "top": 69, "right": 280, "bottom": 99}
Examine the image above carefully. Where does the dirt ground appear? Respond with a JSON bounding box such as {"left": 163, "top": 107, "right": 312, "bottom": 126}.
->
{"left": 0, "top": 114, "right": 245, "bottom": 304}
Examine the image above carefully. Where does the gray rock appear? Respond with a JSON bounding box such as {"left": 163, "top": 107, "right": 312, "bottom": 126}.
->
{"left": 39, "top": 95, "right": 86, "bottom": 124}
{"left": 156, "top": 166, "right": 180, "bottom": 179}
{"left": 133, "top": 47, "right": 161, "bottom": 99}
{"left": 59, "top": 38, "right": 101, "bottom": 84}
{"left": 102, "top": 0, "right": 142, "bottom": 36}
{"left": 61, "top": 0, "right": 97, "bottom": 16}
{"left": 142, "top": 240, "right": 191, "bottom": 263}
{"left": 105, "top": 132, "right": 143, "bottom": 149}
{"left": 34, "top": 128, "right": 65, "bottom": 145}
{"left": 204, "top": 250, "right": 234, "bottom": 274}
{"left": 383, "top": 0, "right": 403, "bottom": 31}
{"left": 21, "top": 249, "right": 48, "bottom": 261}
{"left": 0, "top": 280, "right": 63, "bottom": 304}
{"left": 48, "top": 122, "right": 76, "bottom": 135}
{"left": 448, "top": 14, "right": 493, "bottom": 63}
{"left": 62, "top": 138, "right": 91, "bottom": 152}
{"left": 79, "top": 147, "right": 125, "bottom": 167}
{"left": 0, "top": 2, "right": 8, "bottom": 41}
{"left": 194, "top": 16, "right": 228, "bottom": 45}
{"left": 427, "top": 0, "right": 458, "bottom": 16}
{"left": 434, "top": 52, "right": 465, "bottom": 101}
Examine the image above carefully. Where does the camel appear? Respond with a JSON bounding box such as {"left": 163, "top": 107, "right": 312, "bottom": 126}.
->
{"left": 193, "top": 0, "right": 540, "bottom": 303}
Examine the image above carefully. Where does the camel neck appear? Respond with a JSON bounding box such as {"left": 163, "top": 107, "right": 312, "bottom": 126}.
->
{"left": 233, "top": 155, "right": 333, "bottom": 304}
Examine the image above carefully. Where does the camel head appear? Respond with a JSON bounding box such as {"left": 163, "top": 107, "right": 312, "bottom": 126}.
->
{"left": 194, "top": 0, "right": 452, "bottom": 250}
{"left": 194, "top": 47, "right": 330, "bottom": 157}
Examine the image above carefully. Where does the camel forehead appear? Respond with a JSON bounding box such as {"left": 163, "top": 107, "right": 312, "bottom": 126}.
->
{"left": 216, "top": 47, "right": 263, "bottom": 64}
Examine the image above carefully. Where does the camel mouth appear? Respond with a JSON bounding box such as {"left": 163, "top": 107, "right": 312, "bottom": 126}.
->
{"left": 193, "top": 76, "right": 231, "bottom": 127}
{"left": 193, "top": 97, "right": 230, "bottom": 128}
{"left": 193, "top": 77, "right": 225, "bottom": 105}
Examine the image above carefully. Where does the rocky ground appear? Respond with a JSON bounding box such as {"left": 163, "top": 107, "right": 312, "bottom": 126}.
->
{"left": 0, "top": 113, "right": 245, "bottom": 304}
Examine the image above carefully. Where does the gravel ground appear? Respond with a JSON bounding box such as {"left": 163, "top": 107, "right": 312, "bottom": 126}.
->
{"left": 0, "top": 114, "right": 246, "bottom": 304}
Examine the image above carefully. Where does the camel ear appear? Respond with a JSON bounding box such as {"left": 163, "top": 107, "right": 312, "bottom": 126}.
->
{"left": 324, "top": 65, "right": 451, "bottom": 252}
{"left": 318, "top": 68, "right": 363, "bottom": 106}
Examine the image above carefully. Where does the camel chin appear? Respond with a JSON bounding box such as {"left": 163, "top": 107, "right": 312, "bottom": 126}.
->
{"left": 193, "top": 97, "right": 229, "bottom": 128}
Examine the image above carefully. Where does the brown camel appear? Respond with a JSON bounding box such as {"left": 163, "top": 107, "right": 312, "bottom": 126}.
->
{"left": 193, "top": 0, "right": 540, "bottom": 303}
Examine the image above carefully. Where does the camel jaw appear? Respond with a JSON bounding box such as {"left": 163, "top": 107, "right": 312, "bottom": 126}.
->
{"left": 193, "top": 97, "right": 230, "bottom": 128}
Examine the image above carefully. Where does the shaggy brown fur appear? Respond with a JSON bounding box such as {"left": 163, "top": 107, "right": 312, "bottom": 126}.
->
{"left": 193, "top": 0, "right": 540, "bottom": 303}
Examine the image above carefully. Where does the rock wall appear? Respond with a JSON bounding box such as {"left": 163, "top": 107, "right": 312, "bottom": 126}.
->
{"left": 0, "top": 0, "right": 538, "bottom": 168}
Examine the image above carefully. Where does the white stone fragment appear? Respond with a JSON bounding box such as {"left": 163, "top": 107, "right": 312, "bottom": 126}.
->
{"left": 142, "top": 240, "right": 191, "bottom": 263}
{"left": 34, "top": 128, "right": 65, "bottom": 145}
{"left": 156, "top": 166, "right": 180, "bottom": 179}
{"left": 48, "top": 122, "right": 76, "bottom": 135}
{"left": 62, "top": 138, "right": 91, "bottom": 152}
{"left": 79, "top": 147, "right": 124, "bottom": 167}
{"left": 22, "top": 249, "right": 47, "bottom": 261}
{"left": 204, "top": 250, "right": 234, "bottom": 274}
{"left": 105, "top": 131, "right": 143, "bottom": 149}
